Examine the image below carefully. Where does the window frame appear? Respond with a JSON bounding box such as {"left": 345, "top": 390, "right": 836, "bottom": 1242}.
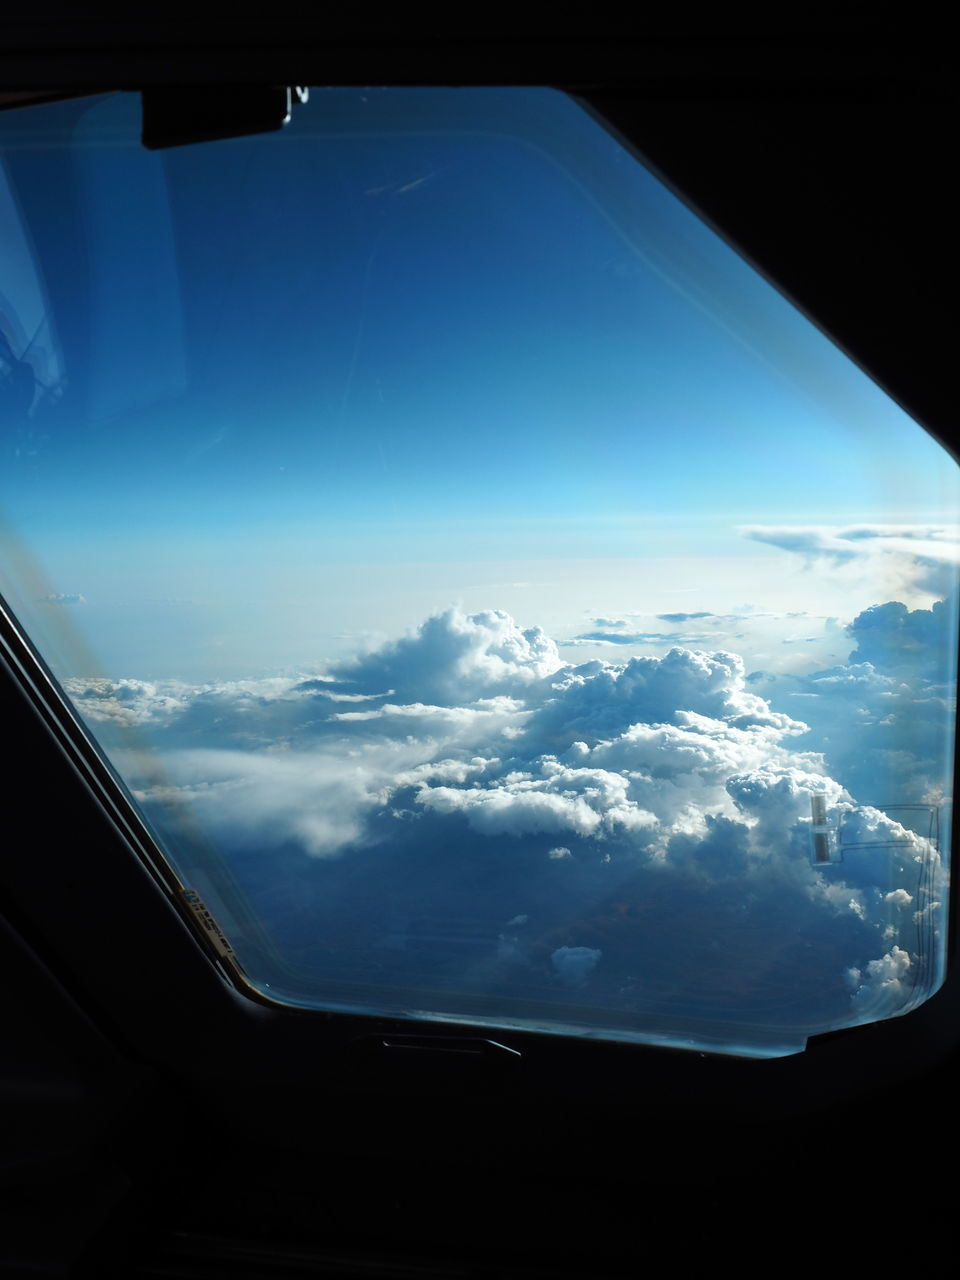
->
{"left": 0, "top": 25, "right": 957, "bottom": 1174}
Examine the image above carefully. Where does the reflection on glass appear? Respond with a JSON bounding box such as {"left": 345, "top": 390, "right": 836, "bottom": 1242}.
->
{"left": 1, "top": 88, "right": 956, "bottom": 1056}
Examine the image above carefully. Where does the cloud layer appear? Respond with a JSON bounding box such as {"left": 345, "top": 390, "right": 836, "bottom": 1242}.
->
{"left": 742, "top": 524, "right": 960, "bottom": 598}
{"left": 748, "top": 592, "right": 958, "bottom": 806}
{"left": 64, "top": 601, "right": 951, "bottom": 1055}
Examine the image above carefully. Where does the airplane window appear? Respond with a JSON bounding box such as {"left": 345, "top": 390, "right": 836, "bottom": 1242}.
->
{"left": 0, "top": 87, "right": 956, "bottom": 1058}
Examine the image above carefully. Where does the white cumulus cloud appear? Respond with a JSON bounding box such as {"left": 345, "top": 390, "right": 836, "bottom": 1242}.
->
{"left": 330, "top": 607, "right": 563, "bottom": 705}
{"left": 63, "top": 599, "right": 951, "bottom": 1049}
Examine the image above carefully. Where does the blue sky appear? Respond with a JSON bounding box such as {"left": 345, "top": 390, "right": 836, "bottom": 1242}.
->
{"left": 1, "top": 88, "right": 955, "bottom": 684}
{"left": 1, "top": 88, "right": 957, "bottom": 1054}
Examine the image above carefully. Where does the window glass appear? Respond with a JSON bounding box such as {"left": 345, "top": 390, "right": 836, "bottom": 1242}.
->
{"left": 1, "top": 88, "right": 956, "bottom": 1057}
